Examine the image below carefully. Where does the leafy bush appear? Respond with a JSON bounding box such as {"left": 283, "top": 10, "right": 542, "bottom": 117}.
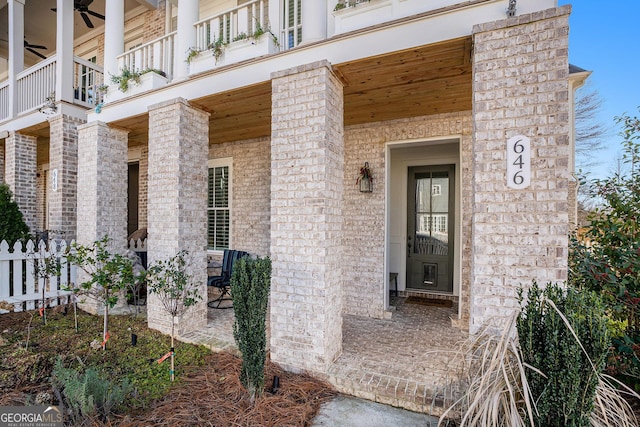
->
{"left": 0, "top": 183, "right": 30, "bottom": 246}
{"left": 230, "top": 256, "right": 271, "bottom": 400}
{"left": 52, "top": 357, "right": 132, "bottom": 423}
{"left": 569, "top": 110, "right": 640, "bottom": 388}
{"left": 517, "top": 282, "right": 609, "bottom": 427}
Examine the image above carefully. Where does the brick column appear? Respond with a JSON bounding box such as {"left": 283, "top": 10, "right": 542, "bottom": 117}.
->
{"left": 270, "top": 60, "right": 345, "bottom": 374}
{"left": 147, "top": 98, "right": 209, "bottom": 336}
{"left": 5, "top": 132, "right": 37, "bottom": 231}
{"left": 76, "top": 121, "right": 128, "bottom": 314}
{"left": 471, "top": 6, "right": 571, "bottom": 331}
{"left": 48, "top": 114, "right": 85, "bottom": 240}
{"left": 76, "top": 122, "right": 128, "bottom": 244}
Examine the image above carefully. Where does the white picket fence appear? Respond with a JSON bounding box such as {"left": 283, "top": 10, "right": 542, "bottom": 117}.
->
{"left": 0, "top": 238, "right": 149, "bottom": 314}
{"left": 0, "top": 239, "right": 76, "bottom": 313}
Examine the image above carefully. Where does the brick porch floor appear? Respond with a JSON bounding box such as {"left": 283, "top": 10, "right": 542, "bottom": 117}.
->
{"left": 179, "top": 293, "right": 468, "bottom": 416}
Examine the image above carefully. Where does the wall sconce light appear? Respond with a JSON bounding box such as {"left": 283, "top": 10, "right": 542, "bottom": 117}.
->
{"left": 357, "top": 162, "right": 373, "bottom": 193}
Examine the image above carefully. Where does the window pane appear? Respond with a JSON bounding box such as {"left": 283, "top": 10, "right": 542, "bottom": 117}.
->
{"left": 207, "top": 164, "right": 230, "bottom": 251}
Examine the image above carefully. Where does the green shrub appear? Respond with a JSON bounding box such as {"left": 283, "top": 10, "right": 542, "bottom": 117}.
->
{"left": 569, "top": 109, "right": 640, "bottom": 388}
{"left": 0, "top": 183, "right": 30, "bottom": 246}
{"left": 517, "top": 282, "right": 609, "bottom": 427}
{"left": 52, "top": 357, "right": 132, "bottom": 423}
{"left": 230, "top": 256, "right": 271, "bottom": 400}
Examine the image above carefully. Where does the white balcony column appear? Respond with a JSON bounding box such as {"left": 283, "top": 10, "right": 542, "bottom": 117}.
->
{"left": 174, "top": 0, "right": 199, "bottom": 80}
{"left": 55, "top": 0, "right": 75, "bottom": 103}
{"left": 104, "top": 0, "right": 125, "bottom": 78}
{"left": 301, "top": 0, "right": 327, "bottom": 44}
{"left": 8, "top": 0, "right": 25, "bottom": 118}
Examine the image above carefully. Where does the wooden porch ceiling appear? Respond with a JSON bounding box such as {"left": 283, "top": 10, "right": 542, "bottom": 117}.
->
{"left": 115, "top": 36, "right": 473, "bottom": 146}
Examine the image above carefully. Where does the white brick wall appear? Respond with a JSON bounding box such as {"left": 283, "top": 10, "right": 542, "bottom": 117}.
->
{"left": 147, "top": 98, "right": 210, "bottom": 336}
{"left": 48, "top": 114, "right": 85, "bottom": 240}
{"left": 76, "top": 121, "right": 129, "bottom": 314}
{"left": 270, "top": 60, "right": 345, "bottom": 374}
{"left": 470, "top": 6, "right": 571, "bottom": 331}
{"left": 5, "top": 132, "right": 37, "bottom": 231}
{"left": 77, "top": 122, "right": 128, "bottom": 248}
{"left": 209, "top": 137, "right": 271, "bottom": 257}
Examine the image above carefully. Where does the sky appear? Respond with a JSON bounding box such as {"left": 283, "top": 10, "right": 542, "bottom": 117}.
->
{"left": 558, "top": 0, "right": 640, "bottom": 179}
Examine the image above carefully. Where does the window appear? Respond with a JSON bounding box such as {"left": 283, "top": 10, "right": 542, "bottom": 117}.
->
{"left": 282, "top": 0, "right": 302, "bottom": 49}
{"left": 207, "top": 158, "right": 232, "bottom": 251}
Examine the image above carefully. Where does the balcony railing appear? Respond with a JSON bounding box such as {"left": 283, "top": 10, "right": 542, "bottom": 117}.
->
{"left": 0, "top": 55, "right": 104, "bottom": 123}
{"left": 73, "top": 57, "right": 105, "bottom": 109}
{"left": 194, "top": 0, "right": 269, "bottom": 50}
{"left": 0, "top": 81, "right": 8, "bottom": 122}
{"left": 116, "top": 32, "right": 176, "bottom": 81}
{"left": 16, "top": 57, "right": 57, "bottom": 115}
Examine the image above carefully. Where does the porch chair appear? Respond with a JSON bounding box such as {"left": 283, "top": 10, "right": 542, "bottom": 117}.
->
{"left": 207, "top": 249, "right": 248, "bottom": 309}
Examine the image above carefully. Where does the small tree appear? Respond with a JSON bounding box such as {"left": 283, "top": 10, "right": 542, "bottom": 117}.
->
{"left": 230, "top": 256, "right": 271, "bottom": 400}
{"left": 0, "top": 183, "right": 30, "bottom": 246}
{"left": 67, "top": 236, "right": 137, "bottom": 350}
{"left": 27, "top": 239, "right": 62, "bottom": 325}
{"left": 146, "top": 250, "right": 201, "bottom": 381}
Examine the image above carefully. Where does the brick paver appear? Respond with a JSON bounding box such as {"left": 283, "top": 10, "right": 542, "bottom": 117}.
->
{"left": 180, "top": 293, "right": 467, "bottom": 416}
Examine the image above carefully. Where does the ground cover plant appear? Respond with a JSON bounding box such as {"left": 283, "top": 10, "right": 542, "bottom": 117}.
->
{"left": 0, "top": 309, "right": 335, "bottom": 426}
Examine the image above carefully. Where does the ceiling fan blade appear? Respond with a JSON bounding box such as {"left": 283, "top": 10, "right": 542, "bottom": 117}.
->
{"left": 27, "top": 44, "right": 48, "bottom": 50}
{"left": 26, "top": 47, "right": 47, "bottom": 60}
{"left": 51, "top": 8, "right": 57, "bottom": 12}
{"left": 80, "top": 0, "right": 95, "bottom": 6}
{"left": 80, "top": 12, "right": 94, "bottom": 28}
{"left": 86, "top": 10, "right": 105, "bottom": 20}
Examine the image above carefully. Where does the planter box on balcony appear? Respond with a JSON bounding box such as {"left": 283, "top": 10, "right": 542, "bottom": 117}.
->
{"left": 105, "top": 71, "right": 168, "bottom": 103}
{"left": 333, "top": 0, "right": 394, "bottom": 35}
{"left": 189, "top": 35, "right": 279, "bottom": 75}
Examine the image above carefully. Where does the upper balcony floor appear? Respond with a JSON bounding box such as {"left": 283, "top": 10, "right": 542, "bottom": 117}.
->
{"left": 0, "top": 0, "right": 558, "bottom": 130}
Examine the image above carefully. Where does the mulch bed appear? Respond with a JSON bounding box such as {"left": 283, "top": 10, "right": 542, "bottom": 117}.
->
{"left": 114, "top": 353, "right": 336, "bottom": 427}
{"left": 0, "top": 310, "right": 336, "bottom": 426}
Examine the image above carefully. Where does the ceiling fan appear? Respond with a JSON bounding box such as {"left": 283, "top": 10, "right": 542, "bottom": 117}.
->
{"left": 51, "top": 0, "right": 105, "bottom": 29}
{"left": 24, "top": 40, "right": 48, "bottom": 60}
{"left": 0, "top": 38, "right": 48, "bottom": 60}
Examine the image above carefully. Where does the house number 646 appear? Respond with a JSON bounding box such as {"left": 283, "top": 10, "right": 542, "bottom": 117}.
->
{"left": 506, "top": 135, "right": 530, "bottom": 189}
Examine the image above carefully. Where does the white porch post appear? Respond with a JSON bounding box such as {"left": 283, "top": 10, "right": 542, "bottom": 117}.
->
{"left": 174, "top": 0, "right": 199, "bottom": 80}
{"left": 8, "top": 0, "right": 25, "bottom": 118}
{"left": 55, "top": 0, "right": 75, "bottom": 103}
{"left": 301, "top": 0, "right": 327, "bottom": 44}
{"left": 104, "top": 0, "right": 125, "bottom": 78}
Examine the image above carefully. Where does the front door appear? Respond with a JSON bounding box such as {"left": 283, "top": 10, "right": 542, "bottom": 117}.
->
{"left": 407, "top": 165, "right": 455, "bottom": 293}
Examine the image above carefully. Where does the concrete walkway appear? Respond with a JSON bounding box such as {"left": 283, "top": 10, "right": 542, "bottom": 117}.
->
{"left": 311, "top": 395, "right": 440, "bottom": 427}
